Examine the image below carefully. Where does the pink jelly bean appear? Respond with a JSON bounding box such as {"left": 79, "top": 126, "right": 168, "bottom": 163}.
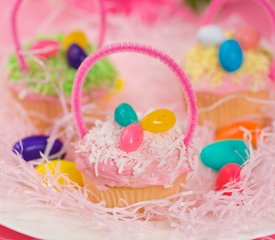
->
{"left": 119, "top": 123, "right": 144, "bottom": 152}
{"left": 235, "top": 27, "right": 260, "bottom": 51}
{"left": 269, "top": 60, "right": 275, "bottom": 81}
{"left": 30, "top": 40, "right": 60, "bottom": 58}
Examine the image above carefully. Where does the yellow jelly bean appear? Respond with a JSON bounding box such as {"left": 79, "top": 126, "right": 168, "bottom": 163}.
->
{"left": 114, "top": 78, "right": 124, "bottom": 93}
{"left": 141, "top": 109, "right": 176, "bottom": 133}
{"left": 36, "top": 160, "right": 83, "bottom": 187}
{"left": 62, "top": 30, "right": 89, "bottom": 50}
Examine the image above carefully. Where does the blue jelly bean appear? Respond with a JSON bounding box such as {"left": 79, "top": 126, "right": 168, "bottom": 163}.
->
{"left": 219, "top": 39, "right": 243, "bottom": 72}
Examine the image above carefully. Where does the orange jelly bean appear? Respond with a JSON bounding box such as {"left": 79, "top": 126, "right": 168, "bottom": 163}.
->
{"left": 215, "top": 122, "right": 263, "bottom": 147}
{"left": 235, "top": 27, "right": 260, "bottom": 51}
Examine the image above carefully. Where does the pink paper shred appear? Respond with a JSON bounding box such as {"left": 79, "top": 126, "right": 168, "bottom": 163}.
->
{"left": 0, "top": 1, "right": 275, "bottom": 239}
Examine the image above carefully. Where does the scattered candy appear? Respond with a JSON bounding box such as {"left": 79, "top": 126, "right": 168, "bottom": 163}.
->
{"left": 197, "top": 25, "right": 225, "bottom": 46}
{"left": 215, "top": 163, "right": 242, "bottom": 196}
{"left": 114, "top": 78, "right": 124, "bottom": 93}
{"left": 62, "top": 30, "right": 88, "bottom": 50}
{"left": 36, "top": 160, "right": 83, "bottom": 186}
{"left": 235, "top": 27, "right": 260, "bottom": 51}
{"left": 114, "top": 103, "right": 138, "bottom": 127}
{"left": 219, "top": 39, "right": 243, "bottom": 72}
{"left": 200, "top": 140, "right": 249, "bottom": 171}
{"left": 119, "top": 123, "right": 144, "bottom": 152}
{"left": 30, "top": 40, "right": 60, "bottom": 58}
{"left": 141, "top": 109, "right": 176, "bottom": 133}
{"left": 67, "top": 43, "right": 87, "bottom": 69}
{"left": 215, "top": 121, "right": 263, "bottom": 147}
{"left": 12, "top": 135, "right": 64, "bottom": 161}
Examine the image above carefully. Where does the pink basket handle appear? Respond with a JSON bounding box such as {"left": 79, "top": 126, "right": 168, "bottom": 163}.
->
{"left": 11, "top": 0, "right": 107, "bottom": 71}
{"left": 200, "top": 0, "right": 275, "bottom": 30}
{"left": 71, "top": 43, "right": 198, "bottom": 147}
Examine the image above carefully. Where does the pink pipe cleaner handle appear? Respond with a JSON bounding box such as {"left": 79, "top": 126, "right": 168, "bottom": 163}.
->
{"left": 71, "top": 43, "right": 198, "bottom": 147}
{"left": 11, "top": 0, "right": 107, "bottom": 71}
{"left": 200, "top": 0, "right": 275, "bottom": 29}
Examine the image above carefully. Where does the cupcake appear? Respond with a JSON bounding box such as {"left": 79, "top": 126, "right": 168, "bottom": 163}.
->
{"left": 183, "top": 0, "right": 275, "bottom": 128}
{"left": 71, "top": 43, "right": 198, "bottom": 208}
{"left": 8, "top": 0, "right": 120, "bottom": 131}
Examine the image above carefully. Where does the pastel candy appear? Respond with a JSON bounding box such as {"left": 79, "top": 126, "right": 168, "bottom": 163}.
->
{"left": 62, "top": 30, "right": 89, "bottom": 50}
{"left": 215, "top": 121, "right": 263, "bottom": 147}
{"left": 36, "top": 160, "right": 83, "bottom": 186}
{"left": 12, "top": 135, "right": 64, "bottom": 161}
{"left": 67, "top": 43, "right": 87, "bottom": 69}
{"left": 235, "top": 27, "right": 260, "bottom": 51}
{"left": 141, "top": 109, "right": 176, "bottom": 133}
{"left": 197, "top": 25, "right": 225, "bottom": 46}
{"left": 30, "top": 40, "right": 60, "bottom": 58}
{"left": 120, "top": 123, "right": 144, "bottom": 152}
{"left": 200, "top": 140, "right": 249, "bottom": 171}
{"left": 114, "top": 103, "right": 138, "bottom": 127}
{"left": 215, "top": 163, "right": 242, "bottom": 196}
{"left": 219, "top": 39, "right": 243, "bottom": 72}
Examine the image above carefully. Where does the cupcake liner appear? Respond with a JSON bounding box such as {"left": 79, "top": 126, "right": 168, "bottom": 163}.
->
{"left": 197, "top": 91, "right": 270, "bottom": 129}
{"left": 10, "top": 88, "right": 110, "bottom": 132}
{"left": 82, "top": 174, "right": 186, "bottom": 208}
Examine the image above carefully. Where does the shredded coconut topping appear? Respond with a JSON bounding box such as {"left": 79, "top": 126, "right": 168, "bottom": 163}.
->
{"left": 76, "top": 114, "right": 191, "bottom": 178}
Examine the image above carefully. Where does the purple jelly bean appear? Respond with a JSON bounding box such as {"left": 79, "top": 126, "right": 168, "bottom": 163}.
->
{"left": 12, "top": 135, "right": 64, "bottom": 161}
{"left": 66, "top": 43, "right": 87, "bottom": 69}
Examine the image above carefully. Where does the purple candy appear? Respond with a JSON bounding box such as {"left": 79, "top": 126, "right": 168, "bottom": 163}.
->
{"left": 12, "top": 135, "right": 64, "bottom": 161}
{"left": 66, "top": 43, "right": 87, "bottom": 69}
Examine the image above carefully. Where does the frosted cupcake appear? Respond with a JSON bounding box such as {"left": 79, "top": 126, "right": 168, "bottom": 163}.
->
{"left": 8, "top": 0, "right": 120, "bottom": 131}
{"left": 184, "top": 0, "right": 275, "bottom": 128}
{"left": 72, "top": 43, "right": 198, "bottom": 208}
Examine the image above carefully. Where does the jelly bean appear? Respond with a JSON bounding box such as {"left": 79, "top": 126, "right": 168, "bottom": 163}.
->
{"left": 197, "top": 25, "right": 225, "bottom": 46}
{"left": 235, "top": 27, "right": 260, "bottom": 51}
{"left": 269, "top": 60, "right": 275, "bottom": 81}
{"left": 114, "top": 103, "right": 138, "bottom": 127}
{"left": 30, "top": 40, "right": 60, "bottom": 58}
{"left": 215, "top": 121, "right": 263, "bottom": 147}
{"left": 120, "top": 123, "right": 144, "bottom": 152}
{"left": 141, "top": 109, "right": 176, "bottom": 133}
{"left": 36, "top": 160, "right": 83, "bottom": 186}
{"left": 67, "top": 43, "right": 87, "bottom": 69}
{"left": 216, "top": 163, "right": 241, "bottom": 196}
{"left": 62, "top": 30, "right": 89, "bottom": 50}
{"left": 219, "top": 39, "right": 243, "bottom": 72}
{"left": 12, "top": 135, "right": 64, "bottom": 161}
{"left": 200, "top": 140, "right": 249, "bottom": 171}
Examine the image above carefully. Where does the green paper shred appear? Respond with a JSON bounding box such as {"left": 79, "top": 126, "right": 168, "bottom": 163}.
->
{"left": 8, "top": 35, "right": 118, "bottom": 96}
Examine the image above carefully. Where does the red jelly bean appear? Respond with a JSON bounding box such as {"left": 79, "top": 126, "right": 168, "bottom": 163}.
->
{"left": 30, "top": 40, "right": 60, "bottom": 58}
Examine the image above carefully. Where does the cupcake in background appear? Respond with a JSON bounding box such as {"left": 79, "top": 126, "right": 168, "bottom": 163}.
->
{"left": 183, "top": 0, "right": 275, "bottom": 129}
{"left": 8, "top": 0, "right": 121, "bottom": 132}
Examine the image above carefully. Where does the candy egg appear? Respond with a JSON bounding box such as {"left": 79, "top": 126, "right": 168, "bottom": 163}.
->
{"left": 197, "top": 25, "right": 225, "bottom": 46}
{"left": 235, "top": 27, "right": 260, "bottom": 51}
{"left": 62, "top": 30, "right": 89, "bottom": 50}
{"left": 12, "top": 135, "right": 64, "bottom": 161}
{"left": 219, "top": 39, "right": 243, "bottom": 72}
{"left": 114, "top": 103, "right": 138, "bottom": 127}
{"left": 120, "top": 123, "right": 144, "bottom": 152}
{"left": 36, "top": 160, "right": 83, "bottom": 186}
{"left": 30, "top": 40, "right": 60, "bottom": 58}
{"left": 67, "top": 43, "right": 87, "bottom": 69}
{"left": 200, "top": 140, "right": 249, "bottom": 171}
{"left": 141, "top": 109, "right": 176, "bottom": 133}
{"left": 216, "top": 163, "right": 242, "bottom": 196}
{"left": 215, "top": 121, "right": 263, "bottom": 147}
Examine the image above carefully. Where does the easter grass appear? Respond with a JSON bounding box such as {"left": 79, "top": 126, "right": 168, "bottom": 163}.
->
{"left": 8, "top": 35, "right": 118, "bottom": 96}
